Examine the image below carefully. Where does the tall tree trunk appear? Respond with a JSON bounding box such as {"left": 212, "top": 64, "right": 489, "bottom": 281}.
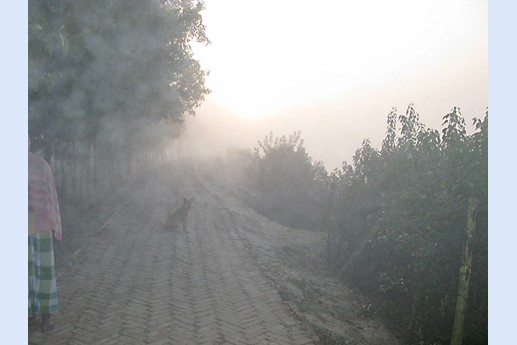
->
{"left": 450, "top": 197, "right": 478, "bottom": 345}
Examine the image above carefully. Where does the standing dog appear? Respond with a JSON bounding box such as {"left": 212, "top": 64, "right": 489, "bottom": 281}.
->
{"left": 163, "top": 197, "right": 194, "bottom": 232}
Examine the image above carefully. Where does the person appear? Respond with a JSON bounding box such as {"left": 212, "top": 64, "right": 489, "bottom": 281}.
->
{"left": 28, "top": 137, "right": 62, "bottom": 332}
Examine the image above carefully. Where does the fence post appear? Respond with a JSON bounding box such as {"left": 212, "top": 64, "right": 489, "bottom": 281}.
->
{"left": 450, "top": 197, "right": 478, "bottom": 345}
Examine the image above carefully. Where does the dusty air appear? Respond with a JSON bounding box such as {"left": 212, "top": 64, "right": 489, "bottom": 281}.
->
{"left": 27, "top": 1, "right": 487, "bottom": 344}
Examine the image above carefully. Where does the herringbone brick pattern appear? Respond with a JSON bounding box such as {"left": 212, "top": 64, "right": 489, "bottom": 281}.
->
{"left": 29, "top": 168, "right": 317, "bottom": 344}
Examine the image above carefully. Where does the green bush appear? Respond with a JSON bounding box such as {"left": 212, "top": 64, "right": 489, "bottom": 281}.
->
{"left": 247, "top": 131, "right": 330, "bottom": 230}
{"left": 329, "top": 105, "right": 487, "bottom": 343}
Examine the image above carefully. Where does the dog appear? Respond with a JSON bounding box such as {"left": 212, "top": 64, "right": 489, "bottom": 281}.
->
{"left": 163, "top": 197, "right": 194, "bottom": 232}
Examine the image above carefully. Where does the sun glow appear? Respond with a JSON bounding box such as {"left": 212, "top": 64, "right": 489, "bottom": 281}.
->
{"left": 193, "top": 0, "right": 486, "bottom": 119}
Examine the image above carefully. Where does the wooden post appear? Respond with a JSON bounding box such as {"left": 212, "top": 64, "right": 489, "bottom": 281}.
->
{"left": 450, "top": 197, "right": 478, "bottom": 345}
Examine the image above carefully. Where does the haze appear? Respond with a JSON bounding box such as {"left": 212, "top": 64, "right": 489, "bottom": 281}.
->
{"left": 183, "top": 0, "right": 487, "bottom": 170}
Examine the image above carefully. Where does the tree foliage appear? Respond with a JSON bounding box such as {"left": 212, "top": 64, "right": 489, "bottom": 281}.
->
{"left": 329, "top": 105, "right": 488, "bottom": 344}
{"left": 244, "top": 106, "right": 487, "bottom": 344}
{"left": 28, "top": 0, "right": 211, "bottom": 215}
{"left": 29, "top": 0, "right": 210, "bottom": 156}
{"left": 247, "top": 131, "right": 329, "bottom": 230}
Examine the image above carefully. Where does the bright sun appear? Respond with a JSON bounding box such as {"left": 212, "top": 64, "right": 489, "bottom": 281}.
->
{"left": 193, "top": 0, "right": 486, "bottom": 119}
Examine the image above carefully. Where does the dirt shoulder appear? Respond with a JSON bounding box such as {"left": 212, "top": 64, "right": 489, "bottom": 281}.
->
{"left": 192, "top": 162, "right": 403, "bottom": 345}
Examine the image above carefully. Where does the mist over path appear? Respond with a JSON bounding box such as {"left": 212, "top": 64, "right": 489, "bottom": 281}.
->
{"left": 28, "top": 161, "right": 400, "bottom": 345}
{"left": 28, "top": 162, "right": 316, "bottom": 344}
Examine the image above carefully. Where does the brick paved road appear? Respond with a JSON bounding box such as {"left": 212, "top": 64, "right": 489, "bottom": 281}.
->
{"left": 29, "top": 165, "right": 318, "bottom": 345}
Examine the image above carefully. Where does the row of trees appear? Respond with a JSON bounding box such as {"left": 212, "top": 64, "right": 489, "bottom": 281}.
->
{"left": 243, "top": 104, "right": 487, "bottom": 344}
{"left": 29, "top": 0, "right": 210, "bottom": 203}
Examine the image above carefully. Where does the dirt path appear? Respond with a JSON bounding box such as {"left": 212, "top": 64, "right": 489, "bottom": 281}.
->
{"left": 29, "top": 161, "right": 401, "bottom": 345}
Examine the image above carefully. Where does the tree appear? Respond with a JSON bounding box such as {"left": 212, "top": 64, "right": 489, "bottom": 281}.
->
{"left": 328, "top": 104, "right": 487, "bottom": 344}
{"left": 29, "top": 0, "right": 211, "bottom": 207}
{"left": 29, "top": 0, "right": 210, "bottom": 157}
{"left": 247, "top": 131, "right": 329, "bottom": 230}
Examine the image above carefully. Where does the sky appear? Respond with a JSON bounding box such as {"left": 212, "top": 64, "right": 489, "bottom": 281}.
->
{"left": 183, "top": 0, "right": 488, "bottom": 170}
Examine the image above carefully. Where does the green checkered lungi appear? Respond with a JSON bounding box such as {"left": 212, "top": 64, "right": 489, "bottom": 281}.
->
{"left": 28, "top": 232, "right": 58, "bottom": 315}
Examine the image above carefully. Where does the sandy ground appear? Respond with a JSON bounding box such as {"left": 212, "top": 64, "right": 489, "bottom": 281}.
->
{"left": 198, "top": 163, "right": 402, "bottom": 345}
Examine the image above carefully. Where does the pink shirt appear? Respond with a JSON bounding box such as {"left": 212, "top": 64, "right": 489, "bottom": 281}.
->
{"left": 28, "top": 152, "right": 62, "bottom": 240}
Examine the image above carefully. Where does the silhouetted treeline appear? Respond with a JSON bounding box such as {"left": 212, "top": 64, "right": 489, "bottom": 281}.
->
{"left": 243, "top": 104, "right": 488, "bottom": 345}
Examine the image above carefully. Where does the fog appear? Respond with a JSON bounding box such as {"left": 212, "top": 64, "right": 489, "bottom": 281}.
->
{"left": 28, "top": 0, "right": 488, "bottom": 172}
{"left": 24, "top": 2, "right": 491, "bottom": 344}
{"left": 181, "top": 61, "right": 488, "bottom": 171}
{"left": 180, "top": 0, "right": 488, "bottom": 171}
